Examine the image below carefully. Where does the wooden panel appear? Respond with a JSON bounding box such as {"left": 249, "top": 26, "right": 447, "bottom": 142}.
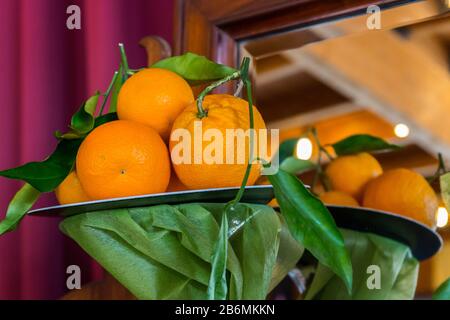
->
{"left": 243, "top": 30, "right": 322, "bottom": 59}
{"left": 219, "top": 0, "right": 405, "bottom": 39}
{"left": 374, "top": 144, "right": 438, "bottom": 172}
{"left": 190, "top": 0, "right": 312, "bottom": 24}
{"left": 331, "top": 1, "right": 440, "bottom": 34}
{"left": 174, "top": 0, "right": 212, "bottom": 56}
{"left": 175, "top": 0, "right": 408, "bottom": 65}
{"left": 256, "top": 70, "right": 348, "bottom": 122}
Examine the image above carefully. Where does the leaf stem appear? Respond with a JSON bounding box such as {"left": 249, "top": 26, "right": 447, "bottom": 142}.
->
{"left": 196, "top": 70, "right": 241, "bottom": 119}
{"left": 99, "top": 71, "right": 119, "bottom": 115}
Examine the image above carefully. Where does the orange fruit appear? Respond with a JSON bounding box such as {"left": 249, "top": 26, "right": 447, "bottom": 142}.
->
{"left": 169, "top": 94, "right": 266, "bottom": 190}
{"left": 76, "top": 120, "right": 170, "bottom": 200}
{"left": 117, "top": 68, "right": 194, "bottom": 141}
{"left": 362, "top": 168, "right": 438, "bottom": 227}
{"left": 268, "top": 198, "right": 279, "bottom": 208}
{"left": 55, "top": 171, "right": 91, "bottom": 205}
{"left": 166, "top": 173, "right": 188, "bottom": 192}
{"left": 325, "top": 152, "right": 382, "bottom": 200}
{"left": 319, "top": 191, "right": 359, "bottom": 207}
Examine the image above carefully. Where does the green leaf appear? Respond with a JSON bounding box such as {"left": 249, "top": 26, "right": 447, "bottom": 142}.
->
{"left": 54, "top": 130, "right": 82, "bottom": 140}
{"left": 0, "top": 184, "right": 40, "bottom": 235}
{"left": 70, "top": 92, "right": 100, "bottom": 134}
{"left": 268, "top": 169, "right": 353, "bottom": 293}
{"left": 207, "top": 208, "right": 229, "bottom": 300}
{"left": 152, "top": 52, "right": 238, "bottom": 86}
{"left": 109, "top": 65, "right": 124, "bottom": 113}
{"left": 0, "top": 139, "right": 82, "bottom": 192}
{"left": 280, "top": 157, "right": 315, "bottom": 175}
{"left": 55, "top": 92, "right": 102, "bottom": 140}
{"left": 306, "top": 229, "right": 418, "bottom": 300}
{"left": 60, "top": 203, "right": 300, "bottom": 300}
{"left": 441, "top": 173, "right": 450, "bottom": 211}
{"left": 276, "top": 138, "right": 297, "bottom": 163}
{"left": 331, "top": 134, "right": 400, "bottom": 156}
{"left": 433, "top": 277, "right": 450, "bottom": 300}
{"left": 268, "top": 220, "right": 304, "bottom": 292}
{"left": 94, "top": 112, "right": 118, "bottom": 127}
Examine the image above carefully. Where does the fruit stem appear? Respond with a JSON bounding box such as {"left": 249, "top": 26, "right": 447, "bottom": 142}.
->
{"left": 320, "top": 146, "right": 334, "bottom": 162}
{"left": 310, "top": 127, "right": 332, "bottom": 193}
{"left": 127, "top": 68, "right": 143, "bottom": 76}
{"left": 428, "top": 153, "right": 448, "bottom": 183}
{"left": 438, "top": 153, "right": 447, "bottom": 173}
{"left": 231, "top": 57, "right": 254, "bottom": 205}
{"left": 119, "top": 43, "right": 130, "bottom": 77}
{"left": 196, "top": 70, "right": 241, "bottom": 119}
{"left": 99, "top": 71, "right": 119, "bottom": 115}
{"left": 234, "top": 80, "right": 244, "bottom": 97}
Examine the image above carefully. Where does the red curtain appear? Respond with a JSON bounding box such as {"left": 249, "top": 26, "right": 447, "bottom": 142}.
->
{"left": 0, "top": 0, "right": 173, "bottom": 299}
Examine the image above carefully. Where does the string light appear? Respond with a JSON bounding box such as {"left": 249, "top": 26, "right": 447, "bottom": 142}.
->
{"left": 436, "top": 207, "right": 449, "bottom": 228}
{"left": 394, "top": 123, "right": 410, "bottom": 138}
{"left": 296, "top": 138, "right": 313, "bottom": 160}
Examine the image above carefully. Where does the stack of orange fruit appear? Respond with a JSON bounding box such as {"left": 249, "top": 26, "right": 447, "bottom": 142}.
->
{"left": 54, "top": 65, "right": 438, "bottom": 229}
{"left": 319, "top": 152, "right": 438, "bottom": 227}
{"left": 55, "top": 68, "right": 266, "bottom": 205}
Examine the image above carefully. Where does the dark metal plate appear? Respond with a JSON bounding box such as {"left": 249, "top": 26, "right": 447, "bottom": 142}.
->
{"left": 327, "top": 205, "right": 443, "bottom": 261}
{"left": 28, "top": 185, "right": 275, "bottom": 217}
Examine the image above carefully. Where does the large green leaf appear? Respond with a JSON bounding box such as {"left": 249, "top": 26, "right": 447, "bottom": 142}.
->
{"left": 268, "top": 169, "right": 353, "bottom": 292}
{"left": 331, "top": 134, "right": 400, "bottom": 156}
{"left": 433, "top": 277, "right": 450, "bottom": 300}
{"left": 280, "top": 157, "right": 315, "bottom": 175}
{"left": 306, "top": 229, "right": 418, "bottom": 300}
{"left": 268, "top": 219, "right": 304, "bottom": 292}
{"left": 152, "top": 52, "right": 238, "bottom": 86}
{"left": 0, "top": 139, "right": 82, "bottom": 192}
{"left": 441, "top": 173, "right": 450, "bottom": 211}
{"left": 0, "top": 184, "right": 40, "bottom": 235}
{"left": 226, "top": 204, "right": 286, "bottom": 299}
{"left": 60, "top": 203, "right": 300, "bottom": 300}
{"left": 207, "top": 208, "right": 229, "bottom": 300}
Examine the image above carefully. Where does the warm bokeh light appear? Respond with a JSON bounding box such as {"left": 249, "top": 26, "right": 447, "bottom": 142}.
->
{"left": 436, "top": 206, "right": 449, "bottom": 228}
{"left": 296, "top": 138, "right": 313, "bottom": 160}
{"left": 394, "top": 123, "right": 410, "bottom": 138}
